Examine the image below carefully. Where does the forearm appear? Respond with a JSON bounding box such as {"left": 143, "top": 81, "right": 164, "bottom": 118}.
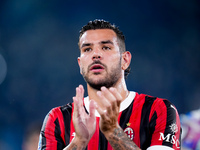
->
{"left": 63, "top": 137, "right": 88, "bottom": 150}
{"left": 104, "top": 126, "right": 141, "bottom": 150}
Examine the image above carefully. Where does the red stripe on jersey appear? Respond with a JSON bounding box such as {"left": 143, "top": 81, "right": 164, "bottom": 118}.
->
{"left": 107, "top": 142, "right": 112, "bottom": 150}
{"left": 57, "top": 108, "right": 66, "bottom": 145}
{"left": 88, "top": 117, "right": 100, "bottom": 150}
{"left": 44, "top": 108, "right": 58, "bottom": 149}
{"left": 174, "top": 109, "right": 181, "bottom": 149}
{"left": 118, "top": 111, "right": 123, "bottom": 125}
{"left": 150, "top": 98, "right": 167, "bottom": 145}
{"left": 128, "top": 93, "right": 146, "bottom": 147}
{"left": 70, "top": 103, "right": 75, "bottom": 143}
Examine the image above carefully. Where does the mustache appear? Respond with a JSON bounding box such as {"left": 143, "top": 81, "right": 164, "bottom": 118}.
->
{"left": 88, "top": 60, "right": 106, "bottom": 69}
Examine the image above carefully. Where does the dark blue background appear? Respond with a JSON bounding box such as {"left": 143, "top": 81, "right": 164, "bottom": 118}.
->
{"left": 0, "top": 0, "right": 199, "bottom": 149}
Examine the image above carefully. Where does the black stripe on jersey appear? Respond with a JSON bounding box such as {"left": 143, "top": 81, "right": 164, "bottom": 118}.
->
{"left": 149, "top": 112, "right": 157, "bottom": 144}
{"left": 99, "top": 130, "right": 108, "bottom": 150}
{"left": 140, "top": 96, "right": 157, "bottom": 150}
{"left": 119, "top": 100, "right": 134, "bottom": 129}
{"left": 162, "top": 100, "right": 177, "bottom": 148}
{"left": 54, "top": 118, "right": 65, "bottom": 149}
{"left": 60, "top": 103, "right": 73, "bottom": 146}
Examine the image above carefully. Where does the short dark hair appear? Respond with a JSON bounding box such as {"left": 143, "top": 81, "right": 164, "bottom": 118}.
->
{"left": 79, "top": 19, "right": 130, "bottom": 78}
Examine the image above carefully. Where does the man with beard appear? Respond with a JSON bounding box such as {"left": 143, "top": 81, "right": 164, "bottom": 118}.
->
{"left": 38, "top": 20, "right": 181, "bottom": 150}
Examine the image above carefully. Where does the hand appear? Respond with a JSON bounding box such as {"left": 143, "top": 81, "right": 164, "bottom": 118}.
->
{"left": 72, "top": 85, "right": 96, "bottom": 145}
{"left": 96, "top": 86, "right": 123, "bottom": 134}
{"left": 95, "top": 87, "right": 141, "bottom": 150}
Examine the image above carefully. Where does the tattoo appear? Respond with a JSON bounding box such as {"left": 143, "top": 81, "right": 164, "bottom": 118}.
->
{"left": 65, "top": 143, "right": 85, "bottom": 150}
{"left": 64, "top": 143, "right": 77, "bottom": 150}
{"left": 108, "top": 127, "right": 140, "bottom": 150}
{"left": 72, "top": 146, "right": 77, "bottom": 150}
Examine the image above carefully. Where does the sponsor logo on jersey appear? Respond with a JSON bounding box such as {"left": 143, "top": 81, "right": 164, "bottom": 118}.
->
{"left": 124, "top": 122, "right": 134, "bottom": 140}
{"left": 159, "top": 132, "right": 180, "bottom": 148}
{"left": 169, "top": 123, "right": 178, "bottom": 134}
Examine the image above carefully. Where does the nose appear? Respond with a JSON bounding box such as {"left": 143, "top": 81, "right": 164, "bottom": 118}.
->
{"left": 92, "top": 48, "right": 102, "bottom": 60}
{"left": 93, "top": 55, "right": 101, "bottom": 59}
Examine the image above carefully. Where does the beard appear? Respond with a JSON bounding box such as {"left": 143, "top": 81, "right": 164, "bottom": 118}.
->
{"left": 82, "top": 60, "right": 122, "bottom": 90}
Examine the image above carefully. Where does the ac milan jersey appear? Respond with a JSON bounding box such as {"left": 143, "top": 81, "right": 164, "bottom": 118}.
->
{"left": 38, "top": 92, "right": 181, "bottom": 150}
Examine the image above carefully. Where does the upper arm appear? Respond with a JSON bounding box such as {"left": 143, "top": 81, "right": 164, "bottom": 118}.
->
{"left": 38, "top": 108, "right": 66, "bottom": 150}
{"left": 149, "top": 99, "right": 181, "bottom": 150}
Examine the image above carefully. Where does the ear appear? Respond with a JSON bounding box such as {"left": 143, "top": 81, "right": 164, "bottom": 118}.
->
{"left": 77, "top": 57, "right": 82, "bottom": 74}
{"left": 121, "top": 51, "right": 132, "bottom": 70}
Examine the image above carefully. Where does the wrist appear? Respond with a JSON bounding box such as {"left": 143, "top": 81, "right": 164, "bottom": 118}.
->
{"left": 73, "top": 136, "right": 89, "bottom": 147}
{"left": 102, "top": 124, "right": 121, "bottom": 138}
{"left": 64, "top": 136, "right": 89, "bottom": 150}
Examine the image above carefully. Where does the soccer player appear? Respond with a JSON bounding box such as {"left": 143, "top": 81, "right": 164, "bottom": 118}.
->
{"left": 38, "top": 19, "right": 181, "bottom": 150}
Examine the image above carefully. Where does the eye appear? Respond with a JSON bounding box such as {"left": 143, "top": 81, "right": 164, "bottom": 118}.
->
{"left": 102, "top": 46, "right": 111, "bottom": 50}
{"left": 83, "top": 48, "right": 92, "bottom": 52}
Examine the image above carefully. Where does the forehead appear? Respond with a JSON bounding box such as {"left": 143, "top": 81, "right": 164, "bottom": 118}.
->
{"left": 79, "top": 29, "right": 118, "bottom": 45}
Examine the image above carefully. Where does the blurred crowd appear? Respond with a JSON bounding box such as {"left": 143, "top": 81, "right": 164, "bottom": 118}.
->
{"left": 181, "top": 108, "right": 200, "bottom": 150}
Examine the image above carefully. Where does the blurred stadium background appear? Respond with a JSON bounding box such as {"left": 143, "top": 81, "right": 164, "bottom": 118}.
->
{"left": 0, "top": 0, "right": 199, "bottom": 149}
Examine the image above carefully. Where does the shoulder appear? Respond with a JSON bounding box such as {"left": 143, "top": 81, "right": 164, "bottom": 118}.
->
{"left": 134, "top": 92, "right": 158, "bottom": 104}
{"left": 41, "top": 103, "right": 73, "bottom": 130}
{"left": 44, "top": 103, "right": 73, "bottom": 122}
{"left": 48, "top": 103, "right": 73, "bottom": 117}
{"left": 60, "top": 103, "right": 73, "bottom": 113}
{"left": 137, "top": 94, "right": 181, "bottom": 149}
{"left": 134, "top": 93, "right": 179, "bottom": 123}
{"left": 135, "top": 92, "right": 177, "bottom": 110}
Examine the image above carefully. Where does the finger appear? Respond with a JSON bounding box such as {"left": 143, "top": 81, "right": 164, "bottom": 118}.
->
{"left": 100, "top": 86, "right": 116, "bottom": 103}
{"left": 95, "top": 103, "right": 108, "bottom": 120}
{"left": 100, "top": 87, "right": 118, "bottom": 111}
{"left": 89, "top": 100, "right": 97, "bottom": 118}
{"left": 97, "top": 91, "right": 112, "bottom": 115}
{"left": 76, "top": 86, "right": 81, "bottom": 100}
{"left": 73, "top": 97, "right": 80, "bottom": 118}
{"left": 79, "top": 84, "right": 84, "bottom": 99}
{"left": 109, "top": 87, "right": 123, "bottom": 107}
{"left": 75, "top": 85, "right": 84, "bottom": 107}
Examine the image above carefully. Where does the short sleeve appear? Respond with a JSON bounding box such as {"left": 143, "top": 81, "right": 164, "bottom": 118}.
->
{"left": 149, "top": 99, "right": 181, "bottom": 150}
{"left": 38, "top": 107, "right": 66, "bottom": 150}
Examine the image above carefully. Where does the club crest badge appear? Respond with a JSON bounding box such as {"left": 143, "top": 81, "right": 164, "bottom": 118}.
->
{"left": 124, "top": 122, "right": 134, "bottom": 140}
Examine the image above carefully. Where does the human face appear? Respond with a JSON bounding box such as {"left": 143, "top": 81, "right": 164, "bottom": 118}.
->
{"left": 78, "top": 29, "right": 123, "bottom": 90}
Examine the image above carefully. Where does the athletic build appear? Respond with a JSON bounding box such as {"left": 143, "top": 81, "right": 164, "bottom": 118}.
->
{"left": 38, "top": 20, "right": 181, "bottom": 150}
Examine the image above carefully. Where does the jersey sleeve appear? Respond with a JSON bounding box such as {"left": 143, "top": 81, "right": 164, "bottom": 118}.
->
{"left": 149, "top": 99, "right": 181, "bottom": 150}
{"left": 38, "top": 107, "right": 66, "bottom": 150}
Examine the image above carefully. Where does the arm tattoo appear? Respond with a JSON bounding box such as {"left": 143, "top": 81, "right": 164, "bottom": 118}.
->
{"left": 107, "top": 127, "right": 140, "bottom": 150}
{"left": 72, "top": 146, "right": 77, "bottom": 150}
{"left": 64, "top": 143, "right": 78, "bottom": 150}
{"left": 64, "top": 143, "right": 85, "bottom": 150}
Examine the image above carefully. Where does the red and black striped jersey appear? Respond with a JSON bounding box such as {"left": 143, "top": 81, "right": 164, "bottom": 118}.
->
{"left": 38, "top": 92, "right": 181, "bottom": 150}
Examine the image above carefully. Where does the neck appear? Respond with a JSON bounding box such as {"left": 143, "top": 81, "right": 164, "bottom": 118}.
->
{"left": 86, "top": 77, "right": 129, "bottom": 109}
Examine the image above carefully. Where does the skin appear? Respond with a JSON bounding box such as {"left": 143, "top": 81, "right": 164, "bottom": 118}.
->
{"left": 64, "top": 29, "right": 141, "bottom": 150}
